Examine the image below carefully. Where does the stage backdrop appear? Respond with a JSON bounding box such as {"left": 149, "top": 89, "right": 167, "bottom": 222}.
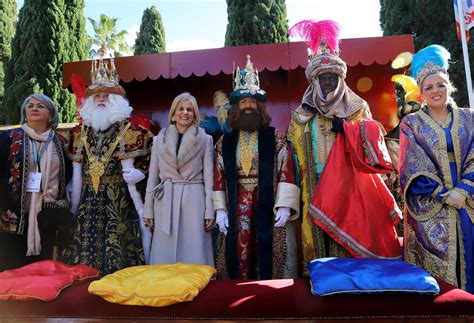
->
{"left": 63, "top": 35, "right": 414, "bottom": 133}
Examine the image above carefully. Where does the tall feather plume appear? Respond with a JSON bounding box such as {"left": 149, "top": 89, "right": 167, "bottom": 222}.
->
{"left": 288, "top": 19, "right": 341, "bottom": 55}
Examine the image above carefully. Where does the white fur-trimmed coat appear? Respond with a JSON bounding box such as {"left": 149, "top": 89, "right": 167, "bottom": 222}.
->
{"left": 143, "top": 124, "right": 214, "bottom": 266}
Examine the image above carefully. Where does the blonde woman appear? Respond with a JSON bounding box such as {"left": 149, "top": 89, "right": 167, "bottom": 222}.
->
{"left": 143, "top": 92, "right": 214, "bottom": 266}
{"left": 399, "top": 45, "right": 474, "bottom": 292}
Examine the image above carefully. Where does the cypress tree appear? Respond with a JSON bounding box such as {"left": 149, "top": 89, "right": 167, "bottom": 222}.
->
{"left": 225, "top": 0, "right": 289, "bottom": 46}
{"left": 62, "top": 0, "right": 88, "bottom": 121}
{"left": 2, "top": 0, "right": 83, "bottom": 124}
{"left": 380, "top": 0, "right": 473, "bottom": 106}
{"left": 0, "top": 0, "right": 17, "bottom": 123}
{"left": 134, "top": 5, "right": 166, "bottom": 55}
{"left": 65, "top": 0, "right": 88, "bottom": 62}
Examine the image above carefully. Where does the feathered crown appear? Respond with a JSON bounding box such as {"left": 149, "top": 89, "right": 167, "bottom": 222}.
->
{"left": 289, "top": 19, "right": 347, "bottom": 81}
{"left": 85, "top": 49, "right": 126, "bottom": 97}
{"left": 411, "top": 44, "right": 450, "bottom": 85}
{"left": 229, "top": 55, "right": 266, "bottom": 104}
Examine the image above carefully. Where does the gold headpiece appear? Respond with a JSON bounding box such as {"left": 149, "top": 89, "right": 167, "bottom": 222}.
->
{"left": 415, "top": 62, "right": 447, "bottom": 85}
{"left": 85, "top": 50, "right": 125, "bottom": 97}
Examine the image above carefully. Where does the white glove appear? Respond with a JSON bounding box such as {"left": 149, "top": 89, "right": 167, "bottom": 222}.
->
{"left": 275, "top": 207, "right": 291, "bottom": 227}
{"left": 442, "top": 190, "right": 467, "bottom": 209}
{"left": 70, "top": 162, "right": 82, "bottom": 215}
{"left": 122, "top": 167, "right": 146, "bottom": 185}
{"left": 66, "top": 180, "right": 73, "bottom": 202}
{"left": 216, "top": 209, "right": 229, "bottom": 235}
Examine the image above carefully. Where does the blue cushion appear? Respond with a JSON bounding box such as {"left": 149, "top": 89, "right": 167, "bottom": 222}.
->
{"left": 307, "top": 258, "right": 440, "bottom": 296}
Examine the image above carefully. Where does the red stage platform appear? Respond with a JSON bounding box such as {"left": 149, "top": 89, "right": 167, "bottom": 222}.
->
{"left": 1, "top": 278, "right": 473, "bottom": 322}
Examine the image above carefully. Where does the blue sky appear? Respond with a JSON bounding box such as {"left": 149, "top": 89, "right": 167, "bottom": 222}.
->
{"left": 16, "top": 0, "right": 382, "bottom": 54}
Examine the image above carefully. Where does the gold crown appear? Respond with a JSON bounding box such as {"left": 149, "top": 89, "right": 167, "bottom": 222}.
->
{"left": 415, "top": 62, "right": 447, "bottom": 85}
{"left": 85, "top": 51, "right": 125, "bottom": 97}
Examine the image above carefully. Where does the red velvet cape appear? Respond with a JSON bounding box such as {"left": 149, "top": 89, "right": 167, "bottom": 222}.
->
{"left": 308, "top": 120, "right": 402, "bottom": 258}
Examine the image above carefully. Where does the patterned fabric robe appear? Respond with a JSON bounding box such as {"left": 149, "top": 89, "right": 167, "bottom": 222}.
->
{"left": 0, "top": 128, "right": 69, "bottom": 270}
{"left": 399, "top": 106, "right": 474, "bottom": 292}
{"left": 287, "top": 105, "right": 370, "bottom": 265}
{"left": 61, "top": 120, "right": 153, "bottom": 275}
{"left": 213, "top": 127, "right": 300, "bottom": 280}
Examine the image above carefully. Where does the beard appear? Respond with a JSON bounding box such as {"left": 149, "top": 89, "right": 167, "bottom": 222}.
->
{"left": 90, "top": 105, "right": 112, "bottom": 132}
{"left": 229, "top": 107, "right": 263, "bottom": 131}
{"left": 80, "top": 95, "right": 132, "bottom": 132}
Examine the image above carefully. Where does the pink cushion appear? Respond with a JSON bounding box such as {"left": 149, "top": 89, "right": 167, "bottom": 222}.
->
{"left": 0, "top": 260, "right": 99, "bottom": 301}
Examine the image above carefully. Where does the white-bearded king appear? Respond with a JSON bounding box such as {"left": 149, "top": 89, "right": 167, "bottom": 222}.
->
{"left": 60, "top": 54, "right": 153, "bottom": 275}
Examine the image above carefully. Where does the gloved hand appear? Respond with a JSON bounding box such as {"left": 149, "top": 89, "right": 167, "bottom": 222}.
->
{"left": 122, "top": 167, "right": 146, "bottom": 185}
{"left": 216, "top": 209, "right": 229, "bottom": 235}
{"left": 331, "top": 117, "right": 345, "bottom": 133}
{"left": 70, "top": 162, "right": 82, "bottom": 215}
{"left": 442, "top": 190, "right": 467, "bottom": 209}
{"left": 275, "top": 207, "right": 291, "bottom": 227}
{"left": 66, "top": 180, "right": 73, "bottom": 202}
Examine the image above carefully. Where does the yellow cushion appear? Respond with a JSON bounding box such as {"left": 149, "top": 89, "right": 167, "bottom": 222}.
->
{"left": 88, "top": 263, "right": 216, "bottom": 307}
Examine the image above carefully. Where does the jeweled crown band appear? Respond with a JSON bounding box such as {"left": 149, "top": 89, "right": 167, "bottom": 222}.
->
{"left": 229, "top": 55, "right": 267, "bottom": 104}
{"left": 87, "top": 53, "right": 125, "bottom": 97}
{"left": 416, "top": 62, "right": 448, "bottom": 85}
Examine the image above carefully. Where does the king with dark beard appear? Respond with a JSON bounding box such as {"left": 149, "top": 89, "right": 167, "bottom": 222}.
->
{"left": 213, "top": 55, "right": 300, "bottom": 280}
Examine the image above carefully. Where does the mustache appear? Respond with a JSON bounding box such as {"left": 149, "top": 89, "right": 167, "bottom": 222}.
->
{"left": 94, "top": 103, "right": 109, "bottom": 109}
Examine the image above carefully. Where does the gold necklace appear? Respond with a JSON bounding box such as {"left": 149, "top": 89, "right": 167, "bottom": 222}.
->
{"left": 239, "top": 131, "right": 257, "bottom": 177}
{"left": 81, "top": 123, "right": 131, "bottom": 193}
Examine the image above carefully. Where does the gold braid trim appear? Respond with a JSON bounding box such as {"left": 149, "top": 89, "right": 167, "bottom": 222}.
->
{"left": 70, "top": 132, "right": 84, "bottom": 162}
{"left": 81, "top": 123, "right": 131, "bottom": 193}
{"left": 404, "top": 171, "right": 444, "bottom": 222}
{"left": 432, "top": 184, "right": 444, "bottom": 198}
{"left": 419, "top": 109, "right": 453, "bottom": 189}
{"left": 450, "top": 108, "right": 462, "bottom": 186}
{"left": 460, "top": 179, "right": 474, "bottom": 211}
{"left": 359, "top": 120, "right": 379, "bottom": 167}
{"left": 461, "top": 178, "right": 474, "bottom": 190}
{"left": 457, "top": 219, "right": 467, "bottom": 290}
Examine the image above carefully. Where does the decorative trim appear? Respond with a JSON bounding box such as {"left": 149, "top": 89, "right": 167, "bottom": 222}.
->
{"left": 450, "top": 108, "right": 463, "bottom": 187}
{"left": 419, "top": 108, "right": 453, "bottom": 189}
{"left": 19, "top": 131, "right": 29, "bottom": 235}
{"left": 403, "top": 171, "right": 444, "bottom": 222}
{"left": 308, "top": 203, "right": 401, "bottom": 259}
{"left": 360, "top": 120, "right": 379, "bottom": 167}
{"left": 431, "top": 184, "right": 443, "bottom": 198}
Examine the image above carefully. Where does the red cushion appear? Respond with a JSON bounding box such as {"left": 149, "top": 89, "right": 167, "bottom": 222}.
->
{"left": 0, "top": 260, "right": 99, "bottom": 301}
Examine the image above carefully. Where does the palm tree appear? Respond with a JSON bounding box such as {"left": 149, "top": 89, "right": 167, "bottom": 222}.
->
{"left": 88, "top": 14, "right": 130, "bottom": 57}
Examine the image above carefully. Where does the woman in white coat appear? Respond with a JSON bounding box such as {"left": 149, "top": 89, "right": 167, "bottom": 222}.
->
{"left": 143, "top": 92, "right": 215, "bottom": 266}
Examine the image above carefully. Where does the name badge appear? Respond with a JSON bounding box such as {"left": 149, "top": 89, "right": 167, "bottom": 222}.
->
{"left": 26, "top": 172, "right": 42, "bottom": 192}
